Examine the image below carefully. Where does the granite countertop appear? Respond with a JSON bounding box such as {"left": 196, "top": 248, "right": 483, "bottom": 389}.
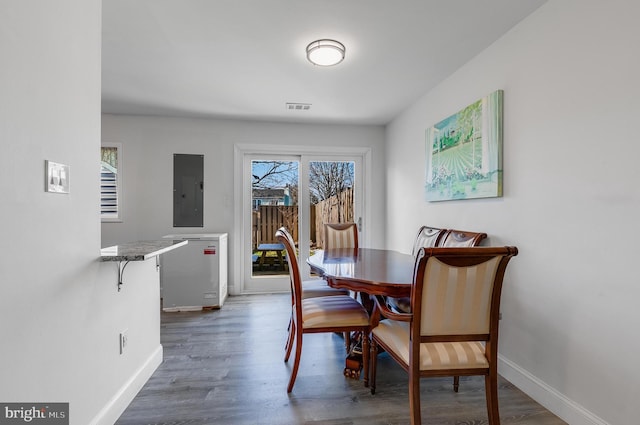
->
{"left": 100, "top": 240, "right": 188, "bottom": 262}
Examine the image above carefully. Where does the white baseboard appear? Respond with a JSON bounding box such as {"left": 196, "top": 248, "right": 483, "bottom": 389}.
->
{"left": 162, "top": 306, "right": 205, "bottom": 312}
{"left": 498, "top": 354, "right": 609, "bottom": 425}
{"left": 90, "top": 345, "right": 163, "bottom": 425}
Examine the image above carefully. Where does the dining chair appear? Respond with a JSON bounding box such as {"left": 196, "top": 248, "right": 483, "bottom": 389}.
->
{"left": 324, "top": 222, "right": 358, "bottom": 250}
{"left": 278, "top": 227, "right": 349, "bottom": 297}
{"left": 438, "top": 228, "right": 488, "bottom": 247}
{"left": 437, "top": 228, "right": 490, "bottom": 391}
{"left": 323, "top": 222, "right": 361, "bottom": 351}
{"left": 277, "top": 227, "right": 350, "bottom": 358}
{"left": 411, "top": 225, "right": 447, "bottom": 257}
{"left": 388, "top": 226, "right": 448, "bottom": 314}
{"left": 369, "top": 246, "right": 518, "bottom": 425}
{"left": 276, "top": 228, "right": 370, "bottom": 392}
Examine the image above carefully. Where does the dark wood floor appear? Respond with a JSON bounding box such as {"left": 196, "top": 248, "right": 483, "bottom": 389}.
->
{"left": 116, "top": 293, "right": 566, "bottom": 425}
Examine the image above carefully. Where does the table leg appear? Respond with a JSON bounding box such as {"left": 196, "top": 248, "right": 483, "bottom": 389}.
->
{"left": 359, "top": 293, "right": 373, "bottom": 313}
{"left": 344, "top": 331, "right": 364, "bottom": 381}
{"left": 259, "top": 251, "right": 267, "bottom": 270}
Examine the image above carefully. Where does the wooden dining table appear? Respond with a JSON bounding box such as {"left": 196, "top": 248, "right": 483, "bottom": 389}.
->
{"left": 306, "top": 248, "right": 416, "bottom": 298}
{"left": 307, "top": 247, "right": 415, "bottom": 382}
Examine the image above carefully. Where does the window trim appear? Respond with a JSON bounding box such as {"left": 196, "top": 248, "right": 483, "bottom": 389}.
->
{"left": 101, "top": 142, "right": 123, "bottom": 223}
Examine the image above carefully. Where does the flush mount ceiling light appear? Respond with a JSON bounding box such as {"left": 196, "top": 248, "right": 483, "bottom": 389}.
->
{"left": 306, "top": 39, "right": 345, "bottom": 66}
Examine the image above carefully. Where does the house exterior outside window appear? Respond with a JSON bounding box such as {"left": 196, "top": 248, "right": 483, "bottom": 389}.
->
{"left": 251, "top": 187, "right": 290, "bottom": 210}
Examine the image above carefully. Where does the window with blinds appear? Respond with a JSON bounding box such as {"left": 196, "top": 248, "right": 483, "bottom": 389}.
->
{"left": 101, "top": 144, "right": 121, "bottom": 221}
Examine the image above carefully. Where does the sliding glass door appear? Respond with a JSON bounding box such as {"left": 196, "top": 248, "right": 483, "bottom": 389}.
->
{"left": 240, "top": 150, "right": 363, "bottom": 294}
{"left": 250, "top": 156, "right": 299, "bottom": 283}
{"left": 307, "top": 159, "right": 356, "bottom": 249}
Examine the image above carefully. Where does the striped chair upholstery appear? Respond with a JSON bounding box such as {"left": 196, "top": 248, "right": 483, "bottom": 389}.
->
{"left": 411, "top": 226, "right": 446, "bottom": 257}
{"left": 301, "top": 296, "right": 369, "bottom": 328}
{"left": 276, "top": 227, "right": 370, "bottom": 392}
{"left": 369, "top": 246, "right": 518, "bottom": 425}
{"left": 323, "top": 222, "right": 360, "bottom": 327}
{"left": 418, "top": 255, "right": 499, "bottom": 335}
{"left": 324, "top": 222, "right": 358, "bottom": 249}
{"left": 369, "top": 320, "right": 488, "bottom": 370}
{"left": 301, "top": 279, "right": 350, "bottom": 299}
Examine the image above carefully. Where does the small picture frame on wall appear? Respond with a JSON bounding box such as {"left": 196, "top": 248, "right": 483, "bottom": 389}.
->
{"left": 45, "top": 160, "right": 70, "bottom": 194}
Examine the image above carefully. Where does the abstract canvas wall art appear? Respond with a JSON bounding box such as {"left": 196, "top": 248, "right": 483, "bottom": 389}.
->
{"left": 425, "top": 90, "right": 503, "bottom": 202}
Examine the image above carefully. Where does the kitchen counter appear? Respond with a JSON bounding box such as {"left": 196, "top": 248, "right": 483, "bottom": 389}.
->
{"left": 101, "top": 239, "right": 188, "bottom": 262}
{"left": 101, "top": 239, "right": 188, "bottom": 291}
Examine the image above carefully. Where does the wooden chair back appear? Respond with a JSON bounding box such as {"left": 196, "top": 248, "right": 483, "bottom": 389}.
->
{"left": 276, "top": 227, "right": 302, "bottom": 312}
{"left": 412, "top": 247, "right": 516, "bottom": 340}
{"left": 438, "top": 228, "right": 487, "bottom": 247}
{"left": 411, "top": 226, "right": 446, "bottom": 257}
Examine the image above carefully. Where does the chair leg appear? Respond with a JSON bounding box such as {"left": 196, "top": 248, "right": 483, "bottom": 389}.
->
{"left": 408, "top": 370, "right": 421, "bottom": 425}
{"left": 370, "top": 339, "right": 378, "bottom": 394}
{"left": 284, "top": 316, "right": 291, "bottom": 349}
{"left": 453, "top": 376, "right": 460, "bottom": 392}
{"left": 344, "top": 331, "right": 351, "bottom": 353}
{"left": 287, "top": 330, "right": 303, "bottom": 393}
{"left": 284, "top": 320, "right": 295, "bottom": 362}
{"left": 362, "top": 331, "right": 370, "bottom": 388}
{"left": 485, "top": 372, "right": 501, "bottom": 425}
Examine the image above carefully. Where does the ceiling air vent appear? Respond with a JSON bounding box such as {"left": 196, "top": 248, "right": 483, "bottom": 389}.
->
{"left": 286, "top": 102, "right": 312, "bottom": 111}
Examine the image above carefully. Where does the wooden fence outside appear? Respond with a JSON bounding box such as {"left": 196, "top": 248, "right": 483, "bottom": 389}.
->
{"left": 253, "top": 206, "right": 298, "bottom": 248}
{"left": 252, "top": 188, "right": 353, "bottom": 249}
{"left": 313, "top": 188, "right": 354, "bottom": 249}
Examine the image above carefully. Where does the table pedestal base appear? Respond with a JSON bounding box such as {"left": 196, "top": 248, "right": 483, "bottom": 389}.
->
{"left": 344, "top": 331, "right": 364, "bottom": 380}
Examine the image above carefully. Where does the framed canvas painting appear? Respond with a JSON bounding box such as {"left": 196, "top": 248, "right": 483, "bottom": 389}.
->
{"left": 425, "top": 90, "right": 503, "bottom": 202}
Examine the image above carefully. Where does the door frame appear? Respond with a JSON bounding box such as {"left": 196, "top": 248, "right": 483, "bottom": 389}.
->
{"left": 233, "top": 143, "right": 372, "bottom": 295}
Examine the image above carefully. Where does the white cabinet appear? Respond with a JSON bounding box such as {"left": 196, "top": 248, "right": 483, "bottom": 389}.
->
{"left": 161, "top": 233, "right": 228, "bottom": 311}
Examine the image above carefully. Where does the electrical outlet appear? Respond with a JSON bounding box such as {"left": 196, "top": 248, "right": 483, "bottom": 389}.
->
{"left": 119, "top": 330, "right": 128, "bottom": 354}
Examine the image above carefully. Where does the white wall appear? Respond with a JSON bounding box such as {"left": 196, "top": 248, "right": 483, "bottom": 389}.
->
{"left": 0, "top": 2, "right": 165, "bottom": 424}
{"left": 101, "top": 114, "right": 386, "bottom": 294}
{"left": 385, "top": 1, "right": 639, "bottom": 424}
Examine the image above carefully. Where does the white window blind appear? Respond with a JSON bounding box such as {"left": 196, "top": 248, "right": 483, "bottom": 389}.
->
{"left": 101, "top": 144, "right": 121, "bottom": 221}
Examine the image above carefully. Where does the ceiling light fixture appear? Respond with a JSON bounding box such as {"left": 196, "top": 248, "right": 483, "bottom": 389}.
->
{"left": 306, "top": 39, "right": 345, "bottom": 66}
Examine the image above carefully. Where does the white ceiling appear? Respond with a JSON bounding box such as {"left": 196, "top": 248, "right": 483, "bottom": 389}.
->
{"left": 102, "top": 0, "right": 547, "bottom": 126}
